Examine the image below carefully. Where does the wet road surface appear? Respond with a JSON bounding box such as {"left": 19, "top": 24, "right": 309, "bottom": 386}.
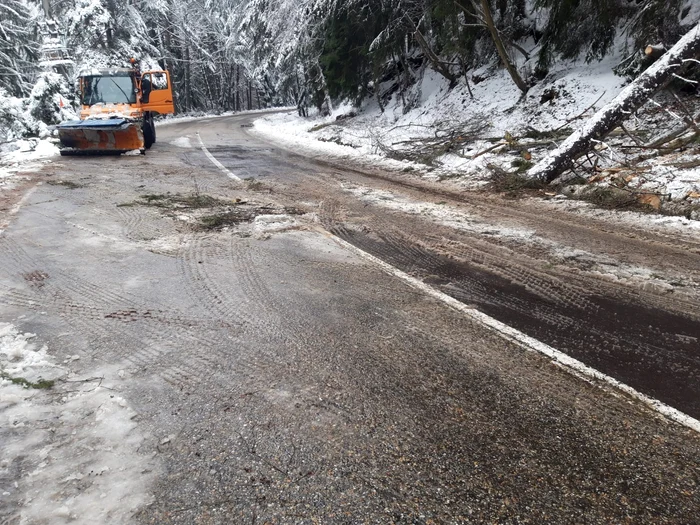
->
{"left": 0, "top": 113, "right": 698, "bottom": 524}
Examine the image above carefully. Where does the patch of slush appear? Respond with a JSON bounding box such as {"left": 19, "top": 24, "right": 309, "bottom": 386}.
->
{"left": 251, "top": 113, "right": 424, "bottom": 176}
{"left": 251, "top": 214, "right": 298, "bottom": 238}
{"left": 142, "top": 234, "right": 188, "bottom": 255}
{"left": 0, "top": 323, "right": 157, "bottom": 524}
{"left": 169, "top": 136, "right": 193, "bottom": 148}
{"left": 342, "top": 184, "right": 699, "bottom": 298}
{"left": 0, "top": 139, "right": 59, "bottom": 184}
{"left": 0, "top": 324, "right": 59, "bottom": 382}
{"left": 534, "top": 197, "right": 700, "bottom": 235}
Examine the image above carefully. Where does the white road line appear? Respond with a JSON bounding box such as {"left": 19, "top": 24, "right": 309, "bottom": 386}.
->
{"left": 0, "top": 184, "right": 39, "bottom": 233}
{"left": 196, "top": 132, "right": 242, "bottom": 182}
{"left": 327, "top": 231, "right": 700, "bottom": 434}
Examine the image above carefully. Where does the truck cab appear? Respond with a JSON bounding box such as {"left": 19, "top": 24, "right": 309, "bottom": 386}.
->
{"left": 58, "top": 64, "right": 175, "bottom": 154}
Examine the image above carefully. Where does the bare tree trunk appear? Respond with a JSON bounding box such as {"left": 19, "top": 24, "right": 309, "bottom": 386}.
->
{"left": 235, "top": 65, "right": 241, "bottom": 112}
{"left": 375, "top": 80, "right": 385, "bottom": 113}
{"left": 295, "top": 68, "right": 306, "bottom": 116}
{"left": 183, "top": 44, "right": 192, "bottom": 111}
{"left": 316, "top": 61, "right": 333, "bottom": 116}
{"left": 478, "top": 0, "right": 528, "bottom": 93}
{"left": 397, "top": 51, "right": 410, "bottom": 108}
{"left": 529, "top": 23, "right": 700, "bottom": 183}
{"left": 412, "top": 27, "right": 456, "bottom": 87}
{"left": 458, "top": 56, "right": 475, "bottom": 99}
{"left": 41, "top": 0, "right": 51, "bottom": 18}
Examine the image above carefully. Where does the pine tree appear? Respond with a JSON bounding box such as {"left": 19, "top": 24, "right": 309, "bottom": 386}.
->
{"left": 0, "top": 0, "right": 40, "bottom": 96}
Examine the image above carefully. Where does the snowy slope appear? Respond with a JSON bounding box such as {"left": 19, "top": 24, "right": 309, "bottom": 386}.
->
{"left": 253, "top": 53, "right": 700, "bottom": 215}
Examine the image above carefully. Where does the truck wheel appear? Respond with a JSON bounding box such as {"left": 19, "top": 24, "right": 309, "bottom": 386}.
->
{"left": 143, "top": 114, "right": 155, "bottom": 149}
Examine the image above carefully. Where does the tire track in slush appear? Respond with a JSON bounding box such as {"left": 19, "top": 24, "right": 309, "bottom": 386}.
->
{"left": 112, "top": 204, "right": 180, "bottom": 242}
{"left": 176, "top": 230, "right": 328, "bottom": 380}
{"left": 321, "top": 196, "right": 600, "bottom": 315}
{"left": 177, "top": 234, "right": 290, "bottom": 337}
{"left": 0, "top": 279, "right": 234, "bottom": 391}
{"left": 34, "top": 209, "right": 255, "bottom": 389}
{"left": 0, "top": 236, "right": 244, "bottom": 391}
{"left": 321, "top": 196, "right": 638, "bottom": 326}
{"left": 324, "top": 218, "right": 700, "bottom": 420}
{"left": 319, "top": 203, "right": 673, "bottom": 365}
{"left": 175, "top": 235, "right": 288, "bottom": 376}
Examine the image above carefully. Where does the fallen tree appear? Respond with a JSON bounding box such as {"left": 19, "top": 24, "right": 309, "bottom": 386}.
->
{"left": 529, "top": 22, "right": 700, "bottom": 184}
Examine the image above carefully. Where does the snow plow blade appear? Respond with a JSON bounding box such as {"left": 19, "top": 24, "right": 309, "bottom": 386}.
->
{"left": 58, "top": 119, "right": 144, "bottom": 155}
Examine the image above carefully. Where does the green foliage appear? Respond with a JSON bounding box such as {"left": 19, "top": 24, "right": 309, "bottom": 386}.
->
{"left": 0, "top": 0, "right": 40, "bottom": 96}
{"left": 431, "top": 1, "right": 483, "bottom": 67}
{"left": 1, "top": 370, "right": 54, "bottom": 389}
{"left": 7, "top": 0, "right": 700, "bottom": 118}
{"left": 616, "top": 0, "right": 688, "bottom": 77}
{"left": 318, "top": 1, "right": 396, "bottom": 104}
{"left": 535, "top": 0, "right": 633, "bottom": 66}
{"left": 627, "top": 0, "right": 686, "bottom": 50}
{"left": 28, "top": 72, "right": 73, "bottom": 126}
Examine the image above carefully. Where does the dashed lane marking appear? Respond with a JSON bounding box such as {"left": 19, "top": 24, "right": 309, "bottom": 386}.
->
{"left": 196, "top": 132, "right": 242, "bottom": 182}
{"left": 325, "top": 228, "right": 700, "bottom": 435}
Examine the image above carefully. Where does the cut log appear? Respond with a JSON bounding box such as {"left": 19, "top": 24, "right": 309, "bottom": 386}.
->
{"left": 529, "top": 23, "right": 700, "bottom": 183}
{"left": 645, "top": 44, "right": 666, "bottom": 60}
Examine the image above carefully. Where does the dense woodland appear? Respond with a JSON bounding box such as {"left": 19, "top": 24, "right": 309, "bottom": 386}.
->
{"left": 1, "top": 0, "right": 698, "bottom": 118}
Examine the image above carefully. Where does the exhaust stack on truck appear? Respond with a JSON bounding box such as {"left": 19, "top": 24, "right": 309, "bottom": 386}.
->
{"left": 58, "top": 60, "right": 175, "bottom": 155}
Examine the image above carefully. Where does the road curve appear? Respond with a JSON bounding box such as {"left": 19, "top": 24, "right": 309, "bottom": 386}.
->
{"left": 0, "top": 112, "right": 698, "bottom": 524}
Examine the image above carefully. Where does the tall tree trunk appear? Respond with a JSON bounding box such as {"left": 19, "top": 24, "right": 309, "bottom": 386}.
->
{"left": 41, "top": 0, "right": 51, "bottom": 18}
{"left": 182, "top": 43, "right": 191, "bottom": 111}
{"left": 529, "top": 22, "right": 700, "bottom": 183}
{"left": 316, "top": 60, "right": 333, "bottom": 116}
{"left": 478, "top": 0, "right": 528, "bottom": 93}
{"left": 458, "top": 56, "right": 475, "bottom": 99}
{"left": 412, "top": 27, "right": 456, "bottom": 87}
{"left": 235, "top": 65, "right": 241, "bottom": 112}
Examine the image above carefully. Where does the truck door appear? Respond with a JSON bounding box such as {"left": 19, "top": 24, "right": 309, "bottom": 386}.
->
{"left": 140, "top": 71, "right": 175, "bottom": 115}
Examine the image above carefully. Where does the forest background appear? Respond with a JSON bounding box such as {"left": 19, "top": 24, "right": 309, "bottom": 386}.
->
{"left": 2, "top": 0, "right": 698, "bottom": 130}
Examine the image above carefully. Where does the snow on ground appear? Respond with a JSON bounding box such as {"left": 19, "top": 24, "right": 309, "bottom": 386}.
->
{"left": 169, "top": 136, "right": 193, "bottom": 148}
{"left": 252, "top": 111, "right": 426, "bottom": 176}
{"left": 252, "top": 54, "right": 700, "bottom": 214}
{"left": 253, "top": 57, "right": 626, "bottom": 185}
{"left": 340, "top": 183, "right": 699, "bottom": 299}
{"left": 0, "top": 139, "right": 59, "bottom": 186}
{"left": 251, "top": 213, "right": 300, "bottom": 239}
{"left": 157, "top": 107, "right": 294, "bottom": 128}
{"left": 534, "top": 195, "right": 700, "bottom": 236}
{"left": 0, "top": 323, "right": 157, "bottom": 524}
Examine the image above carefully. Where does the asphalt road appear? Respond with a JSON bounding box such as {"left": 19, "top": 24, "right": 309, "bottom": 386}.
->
{"left": 0, "top": 113, "right": 698, "bottom": 524}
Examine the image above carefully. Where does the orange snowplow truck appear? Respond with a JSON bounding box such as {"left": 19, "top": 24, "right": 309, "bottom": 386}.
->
{"left": 58, "top": 60, "right": 175, "bottom": 155}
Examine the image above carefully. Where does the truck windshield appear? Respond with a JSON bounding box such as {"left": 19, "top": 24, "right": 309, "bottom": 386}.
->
{"left": 82, "top": 75, "right": 136, "bottom": 105}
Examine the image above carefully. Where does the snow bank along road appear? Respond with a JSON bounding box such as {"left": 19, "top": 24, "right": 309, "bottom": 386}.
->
{"left": 1, "top": 113, "right": 699, "bottom": 524}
